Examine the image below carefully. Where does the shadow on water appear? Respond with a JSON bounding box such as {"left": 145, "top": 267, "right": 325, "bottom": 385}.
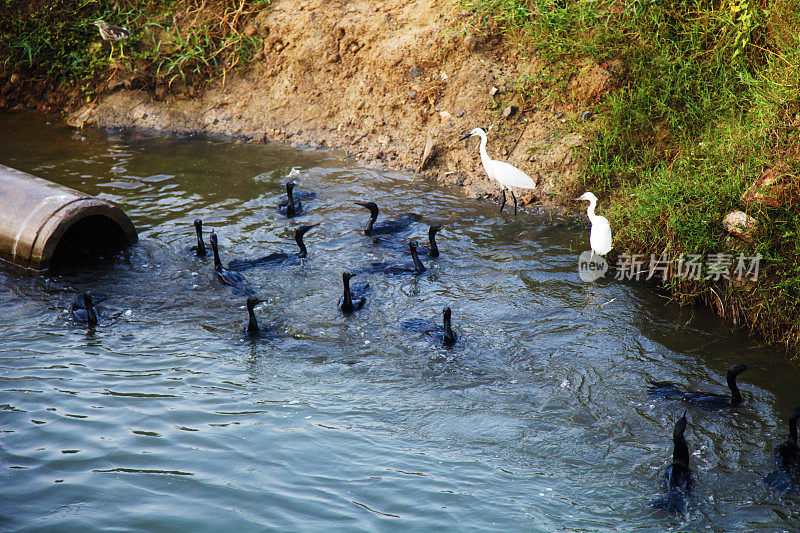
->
{"left": 0, "top": 112, "right": 799, "bottom": 531}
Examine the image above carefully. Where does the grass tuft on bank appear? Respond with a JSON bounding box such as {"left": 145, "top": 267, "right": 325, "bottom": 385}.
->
{"left": 462, "top": 0, "right": 800, "bottom": 353}
{"left": 0, "top": 0, "right": 270, "bottom": 106}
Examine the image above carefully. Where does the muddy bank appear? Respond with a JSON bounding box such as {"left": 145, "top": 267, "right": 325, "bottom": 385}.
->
{"left": 66, "top": 0, "right": 621, "bottom": 215}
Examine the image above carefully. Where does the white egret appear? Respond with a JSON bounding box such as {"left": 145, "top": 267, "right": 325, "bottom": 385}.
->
{"left": 574, "top": 192, "right": 612, "bottom": 257}
{"left": 459, "top": 127, "right": 536, "bottom": 216}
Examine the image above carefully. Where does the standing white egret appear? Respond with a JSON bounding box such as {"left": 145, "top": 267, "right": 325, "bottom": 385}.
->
{"left": 575, "top": 192, "right": 612, "bottom": 257}
{"left": 459, "top": 127, "right": 536, "bottom": 216}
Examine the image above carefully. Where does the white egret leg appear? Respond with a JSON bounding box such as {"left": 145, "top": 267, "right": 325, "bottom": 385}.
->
{"left": 511, "top": 190, "right": 518, "bottom": 216}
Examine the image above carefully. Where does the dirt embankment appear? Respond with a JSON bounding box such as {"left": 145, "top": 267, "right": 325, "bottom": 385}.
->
{"left": 68, "top": 0, "right": 623, "bottom": 213}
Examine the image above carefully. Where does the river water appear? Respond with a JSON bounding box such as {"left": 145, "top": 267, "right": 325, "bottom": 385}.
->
{"left": 0, "top": 113, "right": 798, "bottom": 531}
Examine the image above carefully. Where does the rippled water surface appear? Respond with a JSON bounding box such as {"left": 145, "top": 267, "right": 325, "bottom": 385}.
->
{"left": 1, "top": 113, "right": 799, "bottom": 531}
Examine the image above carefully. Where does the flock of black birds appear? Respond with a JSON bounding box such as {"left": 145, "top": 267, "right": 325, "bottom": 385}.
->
{"left": 67, "top": 179, "right": 799, "bottom": 517}
{"left": 70, "top": 180, "right": 453, "bottom": 343}
{"left": 647, "top": 364, "right": 800, "bottom": 515}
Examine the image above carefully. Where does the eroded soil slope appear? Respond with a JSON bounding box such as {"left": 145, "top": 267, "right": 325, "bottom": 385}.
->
{"left": 73, "top": 0, "right": 622, "bottom": 211}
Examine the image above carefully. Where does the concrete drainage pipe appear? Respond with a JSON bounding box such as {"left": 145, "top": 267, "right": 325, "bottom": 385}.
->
{"left": 0, "top": 164, "right": 137, "bottom": 270}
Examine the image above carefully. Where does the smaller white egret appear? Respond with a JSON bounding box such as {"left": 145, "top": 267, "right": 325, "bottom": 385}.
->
{"left": 574, "top": 192, "right": 612, "bottom": 257}
{"left": 459, "top": 127, "right": 536, "bottom": 216}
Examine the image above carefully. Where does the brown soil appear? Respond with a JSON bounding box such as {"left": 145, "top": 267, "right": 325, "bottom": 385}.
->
{"left": 65, "top": 0, "right": 622, "bottom": 214}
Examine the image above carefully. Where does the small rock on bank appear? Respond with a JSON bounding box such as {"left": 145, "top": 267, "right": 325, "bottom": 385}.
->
{"left": 722, "top": 210, "right": 758, "bottom": 242}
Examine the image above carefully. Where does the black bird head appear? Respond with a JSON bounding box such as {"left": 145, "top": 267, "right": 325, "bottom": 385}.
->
{"left": 408, "top": 240, "right": 426, "bottom": 273}
{"left": 441, "top": 306, "right": 456, "bottom": 347}
{"left": 427, "top": 224, "right": 443, "bottom": 257}
{"left": 355, "top": 201, "right": 379, "bottom": 214}
{"left": 193, "top": 219, "right": 207, "bottom": 256}
{"left": 728, "top": 364, "right": 756, "bottom": 378}
{"left": 294, "top": 223, "right": 319, "bottom": 258}
{"left": 342, "top": 271, "right": 355, "bottom": 282}
{"left": 790, "top": 405, "right": 800, "bottom": 423}
{"left": 83, "top": 291, "right": 94, "bottom": 307}
{"left": 244, "top": 297, "right": 262, "bottom": 334}
{"left": 671, "top": 409, "right": 690, "bottom": 467}
{"left": 675, "top": 410, "right": 688, "bottom": 436}
{"left": 209, "top": 231, "right": 222, "bottom": 269}
{"left": 724, "top": 364, "right": 756, "bottom": 407}
{"left": 286, "top": 181, "right": 295, "bottom": 193}
{"left": 296, "top": 223, "right": 319, "bottom": 238}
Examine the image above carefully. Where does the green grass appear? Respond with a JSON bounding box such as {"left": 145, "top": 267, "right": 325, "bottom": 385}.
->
{"left": 462, "top": 0, "right": 800, "bottom": 352}
{"left": 0, "top": 0, "right": 270, "bottom": 102}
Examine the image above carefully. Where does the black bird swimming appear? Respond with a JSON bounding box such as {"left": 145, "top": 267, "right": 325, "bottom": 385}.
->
{"left": 189, "top": 219, "right": 207, "bottom": 257}
{"left": 338, "top": 272, "right": 368, "bottom": 314}
{"left": 210, "top": 232, "right": 255, "bottom": 296}
{"left": 355, "top": 201, "right": 421, "bottom": 235}
{"left": 401, "top": 306, "right": 457, "bottom": 347}
{"left": 243, "top": 297, "right": 267, "bottom": 336}
{"left": 278, "top": 182, "right": 304, "bottom": 217}
{"left": 227, "top": 224, "right": 319, "bottom": 272}
{"left": 71, "top": 291, "right": 109, "bottom": 308}
{"left": 374, "top": 224, "right": 443, "bottom": 258}
{"left": 70, "top": 291, "right": 101, "bottom": 325}
{"left": 278, "top": 183, "right": 315, "bottom": 206}
{"left": 647, "top": 364, "right": 756, "bottom": 410}
{"left": 359, "top": 240, "right": 426, "bottom": 276}
{"left": 764, "top": 405, "right": 800, "bottom": 493}
{"left": 652, "top": 410, "right": 693, "bottom": 515}
{"left": 278, "top": 181, "right": 303, "bottom": 218}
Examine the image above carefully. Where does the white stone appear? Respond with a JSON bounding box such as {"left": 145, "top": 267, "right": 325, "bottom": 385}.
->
{"left": 722, "top": 210, "right": 758, "bottom": 241}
